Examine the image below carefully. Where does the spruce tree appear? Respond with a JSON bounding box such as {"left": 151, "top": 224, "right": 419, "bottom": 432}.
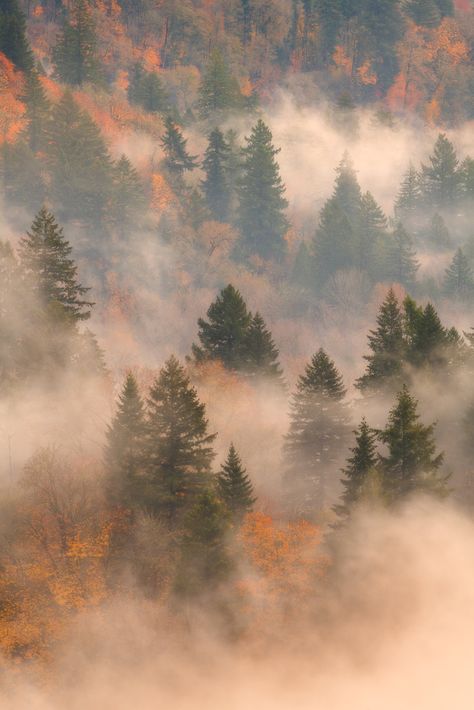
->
{"left": 197, "top": 48, "right": 242, "bottom": 119}
{"left": 143, "top": 356, "right": 216, "bottom": 522}
{"left": 45, "top": 91, "right": 113, "bottom": 223}
{"left": 236, "top": 119, "right": 289, "bottom": 262}
{"left": 160, "top": 117, "right": 198, "bottom": 184}
{"left": 421, "top": 133, "right": 461, "bottom": 209}
{"left": 394, "top": 163, "right": 422, "bottom": 219}
{"left": 190, "top": 284, "right": 252, "bottom": 369}
{"left": 201, "top": 128, "right": 232, "bottom": 223}
{"left": 19, "top": 207, "right": 93, "bottom": 323}
{"left": 111, "top": 155, "right": 146, "bottom": 231}
{"left": 105, "top": 373, "right": 146, "bottom": 508}
{"left": 379, "top": 386, "right": 448, "bottom": 502}
{"left": 334, "top": 418, "right": 379, "bottom": 520}
{"left": 53, "top": 0, "right": 102, "bottom": 86}
{"left": 21, "top": 69, "right": 50, "bottom": 152}
{"left": 356, "top": 288, "right": 406, "bottom": 394}
{"left": 359, "top": 191, "right": 388, "bottom": 277}
{"left": 217, "top": 443, "right": 256, "bottom": 519}
{"left": 283, "top": 349, "right": 350, "bottom": 517}
{"left": 460, "top": 157, "right": 474, "bottom": 202}
{"left": 140, "top": 71, "right": 169, "bottom": 114}
{"left": 443, "top": 248, "right": 474, "bottom": 302}
{"left": 386, "top": 222, "right": 419, "bottom": 288}
{"left": 0, "top": 0, "right": 33, "bottom": 72}
{"left": 404, "top": 299, "right": 454, "bottom": 369}
{"left": 242, "top": 312, "right": 286, "bottom": 386}
{"left": 405, "top": 0, "right": 441, "bottom": 27}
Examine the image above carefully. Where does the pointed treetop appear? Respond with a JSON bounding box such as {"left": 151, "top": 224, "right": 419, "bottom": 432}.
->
{"left": 298, "top": 348, "right": 346, "bottom": 400}
{"left": 217, "top": 443, "right": 256, "bottom": 518}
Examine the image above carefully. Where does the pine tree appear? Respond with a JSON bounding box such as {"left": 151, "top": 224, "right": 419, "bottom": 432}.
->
{"left": 105, "top": 373, "right": 146, "bottom": 507}
{"left": 394, "top": 163, "right": 422, "bottom": 219}
{"left": 405, "top": 0, "right": 442, "bottom": 27}
{"left": 421, "top": 133, "right": 461, "bottom": 209}
{"left": 191, "top": 284, "right": 252, "bottom": 369}
{"left": 111, "top": 155, "right": 146, "bottom": 231}
{"left": 201, "top": 128, "right": 232, "bottom": 223}
{"left": 283, "top": 349, "right": 350, "bottom": 517}
{"left": 53, "top": 0, "right": 102, "bottom": 86}
{"left": 19, "top": 207, "right": 93, "bottom": 323}
{"left": 197, "top": 48, "right": 242, "bottom": 119}
{"left": 143, "top": 356, "right": 216, "bottom": 522}
{"left": 334, "top": 418, "right": 379, "bottom": 520}
{"left": 0, "top": 0, "right": 33, "bottom": 72}
{"left": 21, "top": 68, "right": 50, "bottom": 152}
{"left": 217, "top": 443, "right": 256, "bottom": 519}
{"left": 236, "top": 119, "right": 289, "bottom": 262}
{"left": 386, "top": 222, "right": 419, "bottom": 288}
{"left": 175, "top": 489, "right": 231, "bottom": 597}
{"left": 160, "top": 117, "right": 198, "bottom": 184}
{"left": 379, "top": 386, "right": 448, "bottom": 502}
{"left": 242, "top": 312, "right": 286, "bottom": 386}
{"left": 45, "top": 91, "right": 113, "bottom": 223}
{"left": 443, "top": 248, "right": 474, "bottom": 302}
{"left": 356, "top": 288, "right": 406, "bottom": 394}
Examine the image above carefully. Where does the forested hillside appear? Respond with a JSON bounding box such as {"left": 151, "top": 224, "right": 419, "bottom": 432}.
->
{"left": 2, "top": 1, "right": 474, "bottom": 707}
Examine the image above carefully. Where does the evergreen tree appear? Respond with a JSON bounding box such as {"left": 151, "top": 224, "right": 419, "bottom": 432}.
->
{"left": 53, "top": 0, "right": 102, "bottom": 86}
{"left": 317, "top": 0, "right": 343, "bottom": 62}
{"left": 334, "top": 418, "right": 379, "bottom": 520}
{"left": 405, "top": 0, "right": 441, "bottom": 27}
{"left": 201, "top": 128, "right": 232, "bottom": 223}
{"left": 197, "top": 48, "right": 242, "bottom": 119}
{"left": 331, "top": 153, "right": 362, "bottom": 222}
{"left": 21, "top": 69, "right": 50, "bottom": 152}
{"left": 111, "top": 155, "right": 146, "bottom": 231}
{"left": 236, "top": 119, "right": 289, "bottom": 262}
{"left": 19, "top": 207, "right": 93, "bottom": 323}
{"left": 404, "top": 299, "right": 453, "bottom": 369}
{"left": 128, "top": 64, "right": 169, "bottom": 114}
{"left": 217, "top": 443, "right": 256, "bottom": 519}
{"left": 175, "top": 490, "right": 231, "bottom": 597}
{"left": 1, "top": 140, "right": 44, "bottom": 210}
{"left": 283, "top": 349, "right": 350, "bottom": 517}
{"left": 191, "top": 284, "right": 251, "bottom": 369}
{"left": 312, "top": 202, "right": 355, "bottom": 285}
{"left": 379, "top": 386, "right": 448, "bottom": 502}
{"left": 421, "top": 133, "right": 461, "bottom": 209}
{"left": 443, "top": 248, "right": 474, "bottom": 302}
{"left": 425, "top": 213, "right": 452, "bottom": 250}
{"left": 45, "top": 91, "right": 113, "bottom": 223}
{"left": 435, "top": 0, "right": 454, "bottom": 16}
{"left": 0, "top": 240, "right": 30, "bottom": 391}
{"left": 291, "top": 241, "right": 314, "bottom": 291}
{"left": 359, "top": 191, "right": 388, "bottom": 277}
{"left": 360, "top": 0, "right": 405, "bottom": 90}
{"left": 0, "top": 0, "right": 33, "bottom": 72}
{"left": 105, "top": 373, "right": 146, "bottom": 507}
{"left": 386, "top": 222, "right": 419, "bottom": 288}
{"left": 160, "top": 117, "right": 198, "bottom": 184}
{"left": 242, "top": 312, "right": 285, "bottom": 386}
{"left": 356, "top": 288, "right": 406, "bottom": 394}
{"left": 143, "top": 356, "right": 216, "bottom": 522}
{"left": 460, "top": 156, "right": 474, "bottom": 202}
{"left": 394, "top": 163, "right": 422, "bottom": 219}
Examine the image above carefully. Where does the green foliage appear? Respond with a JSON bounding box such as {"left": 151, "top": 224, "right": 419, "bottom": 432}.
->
{"left": 128, "top": 63, "right": 169, "bottom": 114}
{"left": 52, "top": 0, "right": 102, "bottom": 86}
{"left": 111, "top": 155, "right": 147, "bottom": 231}
{"left": 236, "top": 119, "right": 289, "bottom": 262}
{"left": 379, "top": 386, "right": 448, "bottom": 502}
{"left": 0, "top": 0, "right": 33, "bottom": 72}
{"left": 405, "top": 0, "right": 442, "bottom": 27}
{"left": 394, "top": 163, "right": 422, "bottom": 219}
{"left": 242, "top": 312, "right": 286, "bottom": 387}
{"left": 1, "top": 140, "right": 44, "bottom": 211}
{"left": 386, "top": 222, "right": 419, "bottom": 288}
{"left": 421, "top": 133, "right": 461, "bottom": 209}
{"left": 21, "top": 69, "right": 50, "bottom": 153}
{"left": 283, "top": 349, "right": 350, "bottom": 516}
{"left": 160, "top": 117, "right": 198, "bottom": 185}
{"left": 217, "top": 443, "right": 256, "bottom": 519}
{"left": 201, "top": 128, "right": 232, "bottom": 223}
{"left": 143, "top": 356, "right": 216, "bottom": 522}
{"left": 425, "top": 213, "right": 452, "bottom": 250}
{"left": 443, "top": 248, "right": 474, "bottom": 302}
{"left": 197, "top": 48, "right": 242, "bottom": 119}
{"left": 334, "top": 418, "right": 379, "bottom": 520}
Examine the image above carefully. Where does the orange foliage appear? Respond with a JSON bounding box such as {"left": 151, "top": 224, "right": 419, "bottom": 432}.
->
{"left": 0, "top": 53, "right": 26, "bottom": 143}
{"left": 357, "top": 60, "right": 377, "bottom": 86}
{"left": 151, "top": 173, "right": 175, "bottom": 212}
{"left": 332, "top": 45, "right": 353, "bottom": 77}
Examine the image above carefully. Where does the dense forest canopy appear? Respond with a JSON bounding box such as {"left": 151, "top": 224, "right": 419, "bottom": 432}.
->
{"left": 1, "top": 0, "right": 474, "bottom": 707}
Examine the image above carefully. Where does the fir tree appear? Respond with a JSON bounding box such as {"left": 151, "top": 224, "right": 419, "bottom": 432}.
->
{"left": 359, "top": 190, "right": 388, "bottom": 277}
{"left": 45, "top": 91, "right": 113, "bottom": 223}
{"left": 404, "top": 299, "right": 453, "bottom": 369}
{"left": 217, "top": 443, "right": 256, "bottom": 519}
{"left": 191, "top": 284, "right": 252, "bottom": 369}
{"left": 386, "top": 222, "right": 419, "bottom": 288}
{"left": 443, "top": 248, "right": 474, "bottom": 302}
{"left": 19, "top": 207, "right": 93, "bottom": 323}
{"left": 379, "top": 386, "right": 448, "bottom": 502}
{"left": 201, "top": 128, "right": 232, "bottom": 223}
{"left": 53, "top": 0, "right": 102, "bottom": 86}
{"left": 143, "top": 356, "right": 216, "bottom": 522}
{"left": 421, "top": 133, "right": 461, "bottom": 209}
{"left": 356, "top": 288, "right": 406, "bottom": 394}
{"left": 460, "top": 157, "right": 474, "bottom": 202}
{"left": 236, "top": 119, "right": 289, "bottom": 262}
{"left": 21, "top": 69, "right": 50, "bottom": 152}
{"left": 394, "top": 163, "right": 422, "bottom": 219}
{"left": 283, "top": 349, "right": 350, "bottom": 517}
{"left": 334, "top": 418, "right": 379, "bottom": 520}
{"left": 175, "top": 489, "right": 231, "bottom": 597}
{"left": 242, "top": 312, "right": 286, "bottom": 386}
{"left": 160, "top": 117, "right": 198, "bottom": 184}
{"left": 331, "top": 153, "right": 362, "bottom": 222}
{"left": 312, "top": 202, "right": 355, "bottom": 285}
{"left": 405, "top": 0, "right": 442, "bottom": 27}
{"left": 0, "top": 0, "right": 33, "bottom": 72}
{"left": 105, "top": 373, "right": 146, "bottom": 508}
{"left": 128, "top": 64, "right": 169, "bottom": 114}
{"left": 197, "top": 48, "right": 242, "bottom": 119}
{"left": 111, "top": 155, "right": 146, "bottom": 231}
